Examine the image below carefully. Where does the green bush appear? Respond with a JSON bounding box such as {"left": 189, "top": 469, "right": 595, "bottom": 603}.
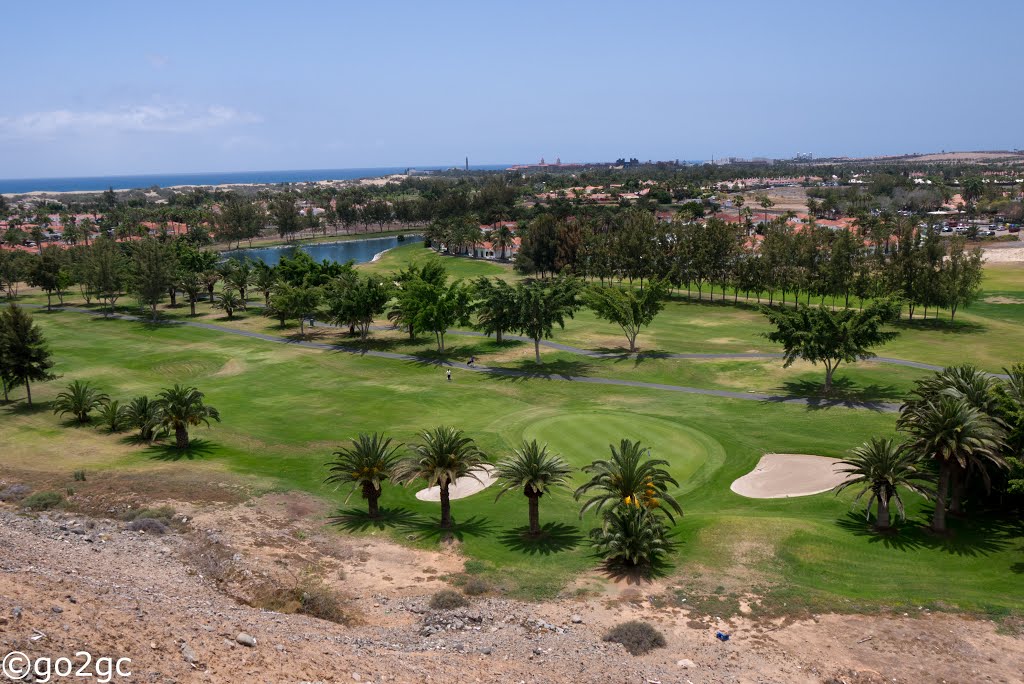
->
{"left": 20, "top": 491, "right": 65, "bottom": 511}
{"left": 73, "top": 470, "right": 87, "bottom": 482}
{"left": 603, "top": 620, "right": 666, "bottom": 656}
{"left": 429, "top": 589, "right": 469, "bottom": 610}
{"left": 121, "top": 506, "right": 176, "bottom": 524}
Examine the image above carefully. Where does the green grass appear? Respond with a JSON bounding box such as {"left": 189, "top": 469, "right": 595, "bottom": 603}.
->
{"left": 2, "top": 311, "right": 1021, "bottom": 616}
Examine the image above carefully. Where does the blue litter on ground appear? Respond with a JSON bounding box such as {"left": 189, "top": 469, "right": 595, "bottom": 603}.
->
{"left": 715, "top": 631, "right": 730, "bottom": 641}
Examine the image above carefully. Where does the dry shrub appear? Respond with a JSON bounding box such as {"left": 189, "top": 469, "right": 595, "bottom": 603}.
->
{"left": 429, "top": 589, "right": 469, "bottom": 610}
{"left": 127, "top": 518, "right": 168, "bottom": 534}
{"left": 603, "top": 620, "right": 666, "bottom": 655}
{"left": 0, "top": 484, "right": 31, "bottom": 502}
{"left": 463, "top": 577, "right": 490, "bottom": 596}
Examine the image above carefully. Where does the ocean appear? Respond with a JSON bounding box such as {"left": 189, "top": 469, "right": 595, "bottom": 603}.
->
{"left": 0, "top": 165, "right": 509, "bottom": 194}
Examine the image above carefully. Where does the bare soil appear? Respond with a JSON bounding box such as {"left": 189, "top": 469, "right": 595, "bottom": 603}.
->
{"left": 1, "top": 488, "right": 1021, "bottom": 683}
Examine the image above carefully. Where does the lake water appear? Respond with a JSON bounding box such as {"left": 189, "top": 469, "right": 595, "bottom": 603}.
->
{"left": 223, "top": 235, "right": 423, "bottom": 266}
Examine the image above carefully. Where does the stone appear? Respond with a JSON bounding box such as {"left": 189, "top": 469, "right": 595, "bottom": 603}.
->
{"left": 570, "top": 615, "right": 583, "bottom": 624}
{"left": 676, "top": 659, "right": 696, "bottom": 669}
{"left": 181, "top": 642, "right": 198, "bottom": 664}
{"left": 478, "top": 647, "right": 492, "bottom": 655}
{"left": 51, "top": 606, "right": 63, "bottom": 614}
{"left": 236, "top": 632, "right": 256, "bottom": 647}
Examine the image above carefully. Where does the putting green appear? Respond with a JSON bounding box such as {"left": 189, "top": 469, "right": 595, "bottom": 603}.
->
{"left": 519, "top": 411, "right": 724, "bottom": 489}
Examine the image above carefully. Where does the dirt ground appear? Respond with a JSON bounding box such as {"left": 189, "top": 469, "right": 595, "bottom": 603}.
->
{"left": 1, "top": 480, "right": 1021, "bottom": 684}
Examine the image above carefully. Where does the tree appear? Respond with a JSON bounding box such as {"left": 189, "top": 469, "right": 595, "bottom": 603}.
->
{"left": 584, "top": 279, "right": 668, "bottom": 352}
{"left": 324, "top": 433, "right": 403, "bottom": 518}
{"left": 125, "top": 395, "right": 162, "bottom": 442}
{"left": 0, "top": 304, "right": 56, "bottom": 405}
{"left": 223, "top": 258, "right": 254, "bottom": 306}
{"left": 760, "top": 299, "right": 900, "bottom": 393}
{"left": 97, "top": 399, "right": 130, "bottom": 432}
{"left": 488, "top": 224, "right": 515, "bottom": 260}
{"left": 131, "top": 238, "right": 177, "bottom": 321}
{"left": 253, "top": 263, "right": 279, "bottom": 306}
{"left": 514, "top": 276, "right": 581, "bottom": 363}
{"left": 29, "top": 246, "right": 65, "bottom": 310}
{"left": 406, "top": 278, "right": 474, "bottom": 351}
{"left": 269, "top": 282, "right": 322, "bottom": 335}
{"left": 214, "top": 287, "right": 245, "bottom": 319}
{"left": 393, "top": 426, "right": 487, "bottom": 530}
{"left": 0, "top": 250, "right": 31, "bottom": 299}
{"left": 270, "top": 195, "right": 301, "bottom": 240}
{"left": 178, "top": 270, "right": 204, "bottom": 316}
{"left": 87, "top": 238, "right": 129, "bottom": 316}
{"left": 757, "top": 193, "right": 775, "bottom": 224}
{"left": 51, "top": 380, "right": 109, "bottom": 423}
{"left": 941, "top": 236, "right": 984, "bottom": 321}
{"left": 833, "top": 438, "right": 933, "bottom": 530}
{"left": 494, "top": 440, "right": 574, "bottom": 537}
{"left": 574, "top": 439, "right": 683, "bottom": 522}
{"left": 898, "top": 395, "right": 1004, "bottom": 533}
{"left": 472, "top": 276, "right": 518, "bottom": 343}
{"left": 325, "top": 274, "right": 392, "bottom": 338}
{"left": 589, "top": 504, "right": 673, "bottom": 569}
{"left": 154, "top": 385, "right": 221, "bottom": 449}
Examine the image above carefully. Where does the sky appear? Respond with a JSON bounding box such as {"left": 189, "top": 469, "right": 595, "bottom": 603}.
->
{"left": 1, "top": 0, "right": 1022, "bottom": 178}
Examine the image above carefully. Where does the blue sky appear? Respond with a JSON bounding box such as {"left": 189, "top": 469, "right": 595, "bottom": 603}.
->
{"left": 1, "top": 1, "right": 1021, "bottom": 178}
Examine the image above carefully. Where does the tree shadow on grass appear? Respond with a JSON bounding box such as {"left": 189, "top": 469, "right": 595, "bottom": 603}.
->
{"left": 146, "top": 438, "right": 215, "bottom": 461}
{"left": 498, "top": 522, "right": 585, "bottom": 555}
{"left": 2, "top": 399, "right": 53, "bottom": 416}
{"left": 767, "top": 377, "right": 904, "bottom": 411}
{"left": 1011, "top": 562, "right": 1024, "bottom": 574}
{"left": 892, "top": 317, "right": 986, "bottom": 335}
{"left": 399, "top": 515, "right": 496, "bottom": 543}
{"left": 596, "top": 555, "right": 675, "bottom": 585}
{"left": 481, "top": 359, "right": 595, "bottom": 382}
{"left": 834, "top": 511, "right": 1017, "bottom": 556}
{"left": 328, "top": 506, "right": 425, "bottom": 533}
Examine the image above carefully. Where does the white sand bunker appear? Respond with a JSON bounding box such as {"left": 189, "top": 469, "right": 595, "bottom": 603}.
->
{"left": 730, "top": 454, "right": 850, "bottom": 499}
{"left": 415, "top": 465, "right": 498, "bottom": 502}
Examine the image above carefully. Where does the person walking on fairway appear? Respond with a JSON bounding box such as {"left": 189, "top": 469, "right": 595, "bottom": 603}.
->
{"left": 446, "top": 369, "right": 452, "bottom": 382}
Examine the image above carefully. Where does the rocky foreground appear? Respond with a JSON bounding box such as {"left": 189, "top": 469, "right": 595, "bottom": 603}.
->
{"left": 0, "top": 498, "right": 1021, "bottom": 684}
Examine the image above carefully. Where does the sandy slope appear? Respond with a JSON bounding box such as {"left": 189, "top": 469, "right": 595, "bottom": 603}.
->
{"left": 730, "top": 453, "right": 850, "bottom": 499}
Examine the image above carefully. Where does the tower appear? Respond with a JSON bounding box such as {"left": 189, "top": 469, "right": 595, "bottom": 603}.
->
{"left": 465, "top": 156, "right": 469, "bottom": 171}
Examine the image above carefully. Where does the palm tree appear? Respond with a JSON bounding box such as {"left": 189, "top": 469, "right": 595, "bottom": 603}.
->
{"left": 494, "top": 440, "right": 573, "bottom": 536}
{"left": 489, "top": 224, "right": 514, "bottom": 261}
{"left": 214, "top": 287, "right": 244, "bottom": 319}
{"left": 124, "top": 395, "right": 162, "bottom": 442}
{"left": 833, "top": 438, "right": 933, "bottom": 530}
{"left": 51, "top": 380, "right": 109, "bottom": 423}
{"left": 253, "top": 264, "right": 279, "bottom": 306}
{"left": 393, "top": 426, "right": 487, "bottom": 529}
{"left": 574, "top": 439, "right": 683, "bottom": 522}
{"left": 325, "top": 433, "right": 403, "bottom": 518}
{"left": 97, "top": 399, "right": 130, "bottom": 433}
{"left": 154, "top": 385, "right": 221, "bottom": 449}
{"left": 589, "top": 504, "right": 672, "bottom": 569}
{"left": 897, "top": 396, "right": 1005, "bottom": 533}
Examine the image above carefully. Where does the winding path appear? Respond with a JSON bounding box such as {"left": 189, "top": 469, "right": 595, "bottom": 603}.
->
{"left": 24, "top": 303, "right": 904, "bottom": 412}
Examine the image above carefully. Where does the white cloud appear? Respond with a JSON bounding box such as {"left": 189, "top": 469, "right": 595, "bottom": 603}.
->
{"left": 0, "top": 104, "right": 261, "bottom": 138}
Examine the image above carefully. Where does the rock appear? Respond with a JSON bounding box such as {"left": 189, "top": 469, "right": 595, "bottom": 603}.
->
{"left": 51, "top": 606, "right": 63, "bottom": 614}
{"left": 570, "top": 614, "right": 583, "bottom": 624}
{"left": 478, "top": 647, "right": 492, "bottom": 655}
{"left": 533, "top": 647, "right": 543, "bottom": 656}
{"left": 236, "top": 632, "right": 256, "bottom": 647}
{"left": 676, "top": 659, "right": 696, "bottom": 669}
{"left": 352, "top": 674, "right": 361, "bottom": 682}
{"left": 180, "top": 642, "right": 198, "bottom": 664}
{"left": 12, "top": 607, "right": 22, "bottom": 619}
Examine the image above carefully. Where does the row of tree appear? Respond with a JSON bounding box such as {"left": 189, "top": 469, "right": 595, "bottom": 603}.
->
{"left": 326, "top": 428, "right": 680, "bottom": 569}
{"left": 512, "top": 211, "right": 985, "bottom": 320}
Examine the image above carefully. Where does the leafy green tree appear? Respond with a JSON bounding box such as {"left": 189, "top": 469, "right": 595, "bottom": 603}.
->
{"left": 0, "top": 250, "right": 31, "bottom": 299}
{"left": 833, "top": 438, "right": 933, "bottom": 530}
{"left": 324, "top": 432, "right": 403, "bottom": 518}
{"left": 223, "top": 258, "right": 254, "bottom": 305}
{"left": 270, "top": 195, "right": 301, "bottom": 240}
{"left": 88, "top": 238, "right": 129, "bottom": 316}
{"left": 472, "top": 276, "right": 518, "bottom": 343}
{"left": 574, "top": 439, "right": 683, "bottom": 522}
{"left": 494, "top": 440, "right": 574, "bottom": 536}
{"left": 760, "top": 299, "right": 900, "bottom": 393}
{"left": 177, "top": 270, "right": 204, "bottom": 316}
{"left": 898, "top": 395, "right": 1004, "bottom": 533}
{"left": 325, "top": 274, "right": 392, "bottom": 338}
{"left": 269, "top": 282, "right": 322, "bottom": 335}
{"left": 393, "top": 426, "right": 488, "bottom": 530}
{"left": 29, "top": 246, "right": 65, "bottom": 310}
{"left": 584, "top": 279, "right": 668, "bottom": 352}
{"left": 488, "top": 224, "right": 515, "bottom": 260}
{"left": 0, "top": 304, "right": 56, "bottom": 405}
{"left": 388, "top": 260, "right": 449, "bottom": 339}
{"left": 154, "top": 385, "right": 221, "bottom": 449}
{"left": 214, "top": 287, "right": 245, "bottom": 319}
{"left": 406, "top": 278, "right": 474, "bottom": 351}
{"left": 131, "top": 238, "right": 178, "bottom": 321}
{"left": 51, "top": 380, "right": 109, "bottom": 423}
{"left": 589, "top": 505, "right": 673, "bottom": 569}
{"left": 940, "top": 236, "right": 984, "bottom": 321}
{"left": 514, "top": 277, "right": 581, "bottom": 363}
{"left": 125, "top": 395, "right": 162, "bottom": 442}
{"left": 253, "top": 263, "right": 279, "bottom": 306}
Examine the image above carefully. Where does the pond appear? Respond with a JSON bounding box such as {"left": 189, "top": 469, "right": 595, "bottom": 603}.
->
{"left": 222, "top": 234, "right": 422, "bottom": 266}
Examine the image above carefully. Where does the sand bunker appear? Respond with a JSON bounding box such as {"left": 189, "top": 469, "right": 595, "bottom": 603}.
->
{"left": 730, "top": 454, "right": 850, "bottom": 499}
{"left": 415, "top": 464, "right": 498, "bottom": 502}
